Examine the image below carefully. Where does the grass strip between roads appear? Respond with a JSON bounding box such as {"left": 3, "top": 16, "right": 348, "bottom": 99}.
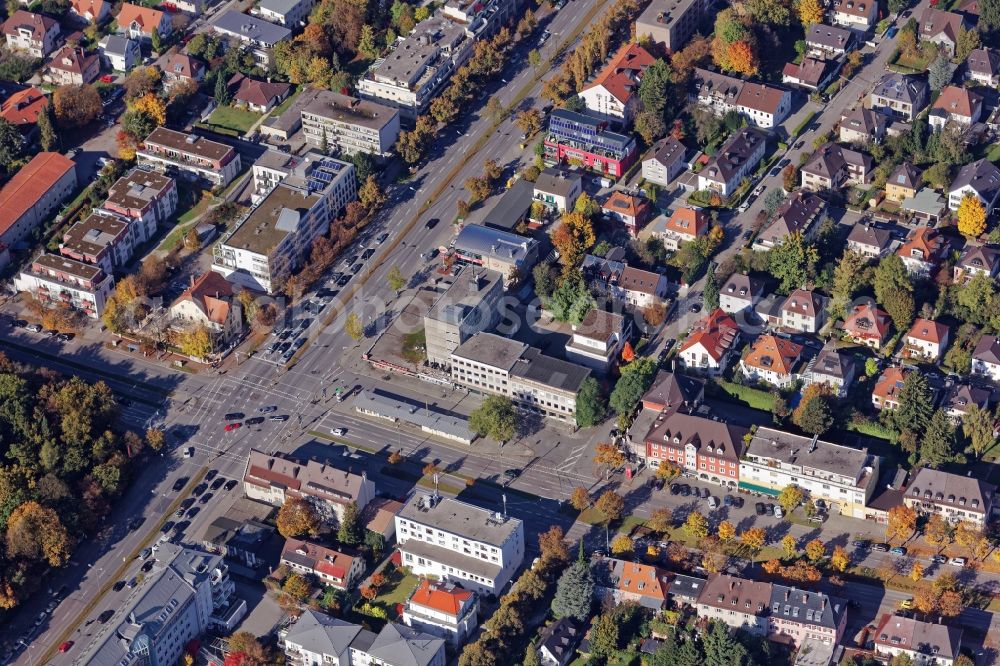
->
{"left": 38, "top": 467, "right": 209, "bottom": 664}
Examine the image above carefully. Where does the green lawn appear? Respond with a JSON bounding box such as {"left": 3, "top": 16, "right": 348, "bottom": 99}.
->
{"left": 268, "top": 87, "right": 300, "bottom": 117}
{"left": 714, "top": 380, "right": 776, "bottom": 411}
{"left": 206, "top": 105, "right": 262, "bottom": 135}
{"left": 372, "top": 572, "right": 419, "bottom": 617}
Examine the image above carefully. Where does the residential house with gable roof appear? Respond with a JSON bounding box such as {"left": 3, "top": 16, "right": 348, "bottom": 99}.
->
{"left": 904, "top": 318, "right": 949, "bottom": 361}
{"left": 943, "top": 383, "right": 991, "bottom": 423}
{"left": 658, "top": 206, "right": 708, "bottom": 250}
{"left": 782, "top": 57, "right": 839, "bottom": 91}
{"left": 282, "top": 610, "right": 363, "bottom": 666}
{"left": 613, "top": 265, "right": 669, "bottom": 308}
{"left": 280, "top": 538, "right": 365, "bottom": 590}
{"left": 806, "top": 23, "right": 854, "bottom": 58}
{"left": 801, "top": 344, "right": 856, "bottom": 397}
{"left": 897, "top": 227, "right": 945, "bottom": 276}
{"left": 641, "top": 411, "right": 748, "bottom": 486}
{"left": 677, "top": 309, "right": 740, "bottom": 374}
{"left": 169, "top": 271, "right": 243, "bottom": 346}
{"left": 886, "top": 162, "right": 922, "bottom": 203}
{"left": 768, "top": 584, "right": 847, "bottom": 647}
{"left": 844, "top": 301, "right": 891, "bottom": 349}
{"left": 579, "top": 43, "right": 656, "bottom": 127}
{"left": 402, "top": 579, "right": 478, "bottom": 646}
{"left": 872, "top": 614, "right": 963, "bottom": 666}
{"left": 831, "top": 0, "right": 878, "bottom": 28}
{"left": 282, "top": 612, "right": 446, "bottom": 666}
{"left": 929, "top": 85, "right": 983, "bottom": 131}
{"left": 533, "top": 167, "right": 582, "bottom": 213}
{"left": 801, "top": 142, "right": 873, "bottom": 191}
{"left": 641, "top": 370, "right": 705, "bottom": 413}
{"left": 753, "top": 191, "right": 826, "bottom": 251}
{"left": 873, "top": 366, "right": 908, "bottom": 410}
{"left": 846, "top": 223, "right": 892, "bottom": 260}
{"left": 779, "top": 287, "right": 825, "bottom": 333}
{"left": 839, "top": 105, "right": 889, "bottom": 145}
{"left": 699, "top": 127, "right": 767, "bottom": 197}
{"left": 641, "top": 137, "right": 687, "bottom": 187}
{"left": 98, "top": 35, "right": 140, "bottom": 72}
{"left": 0, "top": 87, "right": 47, "bottom": 138}
{"left": 116, "top": 3, "right": 171, "bottom": 42}
{"left": 164, "top": 53, "right": 205, "bottom": 89}
{"left": 695, "top": 574, "right": 771, "bottom": 635}
{"left": 949, "top": 158, "right": 1000, "bottom": 213}
{"left": 69, "top": 0, "right": 110, "bottom": 22}
{"left": 690, "top": 69, "right": 791, "bottom": 129}
{"left": 966, "top": 47, "right": 1000, "bottom": 87}
{"left": 870, "top": 73, "right": 930, "bottom": 121}
{"left": 903, "top": 468, "right": 997, "bottom": 528}
{"left": 593, "top": 556, "right": 671, "bottom": 610}
{"left": 719, "top": 273, "right": 764, "bottom": 314}
{"left": 2, "top": 10, "right": 59, "bottom": 58}
{"left": 954, "top": 244, "right": 1000, "bottom": 282}
{"left": 45, "top": 45, "right": 100, "bottom": 85}
{"left": 228, "top": 73, "right": 292, "bottom": 113}
{"left": 602, "top": 191, "right": 653, "bottom": 237}
{"left": 740, "top": 334, "right": 803, "bottom": 388}
{"left": 972, "top": 334, "right": 1000, "bottom": 382}
{"left": 919, "top": 8, "right": 970, "bottom": 57}
{"left": 537, "top": 619, "right": 582, "bottom": 666}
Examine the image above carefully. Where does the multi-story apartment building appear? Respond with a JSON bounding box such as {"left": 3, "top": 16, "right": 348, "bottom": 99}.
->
{"left": 280, "top": 537, "right": 365, "bottom": 590}
{"left": 544, "top": 109, "right": 638, "bottom": 179}
{"left": 948, "top": 158, "right": 1000, "bottom": 213}
{"left": 695, "top": 574, "right": 771, "bottom": 636}
{"left": 282, "top": 611, "right": 446, "bottom": 666}
{"left": 450, "top": 224, "right": 540, "bottom": 285}
{"left": 357, "top": 16, "right": 473, "bottom": 121}
{"left": 213, "top": 153, "right": 355, "bottom": 293}
{"left": 73, "top": 544, "right": 244, "bottom": 665}
{"left": 441, "top": 0, "right": 517, "bottom": 37}
{"left": 60, "top": 209, "right": 145, "bottom": 274}
{"left": 533, "top": 167, "right": 583, "bottom": 212}
{"left": 800, "top": 142, "right": 873, "bottom": 191}
{"left": 753, "top": 191, "right": 826, "bottom": 251}
{"left": 423, "top": 265, "right": 503, "bottom": 367}
{"left": 213, "top": 10, "right": 291, "bottom": 66}
{"left": 641, "top": 137, "right": 687, "bottom": 187}
{"left": 677, "top": 308, "right": 740, "bottom": 375}
{"left": 870, "top": 73, "right": 930, "bottom": 121}
{"left": 103, "top": 167, "right": 178, "bottom": 230}
{"left": 0, "top": 152, "right": 77, "bottom": 263}
{"left": 2, "top": 10, "right": 58, "bottom": 57}
{"left": 634, "top": 0, "right": 704, "bottom": 52}
{"left": 872, "top": 614, "right": 963, "bottom": 666}
{"left": 14, "top": 253, "right": 114, "bottom": 318}
{"left": 698, "top": 127, "right": 766, "bottom": 196}
{"left": 578, "top": 43, "right": 655, "bottom": 127}
{"left": 256, "top": 0, "right": 314, "bottom": 26}
{"left": 903, "top": 467, "right": 997, "bottom": 528}
{"left": 690, "top": 69, "right": 792, "bottom": 129}
{"left": 301, "top": 90, "right": 401, "bottom": 158}
{"left": 242, "top": 449, "right": 376, "bottom": 527}
{"left": 450, "top": 333, "right": 591, "bottom": 423}
{"left": 642, "top": 411, "right": 748, "bottom": 487}
{"left": 395, "top": 493, "right": 524, "bottom": 595}
{"left": 169, "top": 271, "right": 243, "bottom": 348}
{"left": 564, "top": 309, "right": 628, "bottom": 374}
{"left": 831, "top": 0, "right": 878, "bottom": 29}
{"left": 402, "top": 579, "right": 479, "bottom": 647}
{"left": 739, "top": 427, "right": 879, "bottom": 518}
{"left": 138, "top": 128, "right": 242, "bottom": 188}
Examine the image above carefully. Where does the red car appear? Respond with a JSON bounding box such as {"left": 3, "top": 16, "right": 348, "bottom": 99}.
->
{"left": 99, "top": 74, "right": 114, "bottom": 84}
{"left": 224, "top": 422, "right": 241, "bottom": 432}
{"left": 59, "top": 641, "right": 74, "bottom": 653}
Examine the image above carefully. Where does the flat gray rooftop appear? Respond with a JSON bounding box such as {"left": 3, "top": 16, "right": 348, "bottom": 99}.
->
{"left": 398, "top": 494, "right": 522, "bottom": 546}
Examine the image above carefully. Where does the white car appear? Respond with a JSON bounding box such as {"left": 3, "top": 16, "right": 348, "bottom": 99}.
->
{"left": 331, "top": 428, "right": 346, "bottom": 436}
{"left": 948, "top": 557, "right": 967, "bottom": 567}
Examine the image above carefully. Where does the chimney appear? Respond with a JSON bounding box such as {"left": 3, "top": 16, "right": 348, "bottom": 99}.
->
{"left": 785, "top": 589, "right": 790, "bottom": 601}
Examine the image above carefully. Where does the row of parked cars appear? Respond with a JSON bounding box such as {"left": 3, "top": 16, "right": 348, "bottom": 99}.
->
{"left": 11, "top": 319, "right": 74, "bottom": 342}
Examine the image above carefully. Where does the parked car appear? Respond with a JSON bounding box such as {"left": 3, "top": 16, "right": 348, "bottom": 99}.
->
{"left": 948, "top": 557, "right": 967, "bottom": 566}
{"left": 707, "top": 496, "right": 718, "bottom": 509}
{"left": 331, "top": 427, "right": 346, "bottom": 436}
{"left": 755, "top": 502, "right": 767, "bottom": 516}
{"left": 890, "top": 546, "right": 907, "bottom": 556}
{"left": 852, "top": 539, "right": 870, "bottom": 549}
{"left": 172, "top": 477, "right": 188, "bottom": 492}
{"left": 670, "top": 484, "right": 681, "bottom": 495}
{"left": 872, "top": 543, "right": 890, "bottom": 552}
{"left": 269, "top": 415, "right": 288, "bottom": 422}
{"left": 773, "top": 505, "right": 783, "bottom": 518}
{"left": 112, "top": 580, "right": 126, "bottom": 592}
{"left": 930, "top": 554, "right": 947, "bottom": 564}
{"left": 224, "top": 479, "right": 239, "bottom": 491}
{"left": 97, "top": 609, "right": 115, "bottom": 623}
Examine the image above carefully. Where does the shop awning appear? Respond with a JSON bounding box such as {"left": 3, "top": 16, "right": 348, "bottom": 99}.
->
{"left": 738, "top": 481, "right": 782, "bottom": 498}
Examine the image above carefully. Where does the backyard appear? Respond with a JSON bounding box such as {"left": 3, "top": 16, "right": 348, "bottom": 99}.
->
{"left": 203, "top": 105, "right": 262, "bottom": 136}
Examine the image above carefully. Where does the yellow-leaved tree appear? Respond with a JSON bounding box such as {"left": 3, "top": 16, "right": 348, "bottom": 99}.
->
{"left": 957, "top": 193, "right": 987, "bottom": 237}
{"left": 129, "top": 92, "right": 167, "bottom": 126}
{"left": 797, "top": 0, "right": 824, "bottom": 27}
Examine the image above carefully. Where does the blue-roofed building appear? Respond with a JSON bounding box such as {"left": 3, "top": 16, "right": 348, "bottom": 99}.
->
{"left": 450, "top": 223, "right": 540, "bottom": 285}
{"left": 543, "top": 109, "right": 638, "bottom": 179}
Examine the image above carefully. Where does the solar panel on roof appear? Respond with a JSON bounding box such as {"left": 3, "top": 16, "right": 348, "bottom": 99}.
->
{"left": 307, "top": 178, "right": 325, "bottom": 191}
{"left": 320, "top": 159, "right": 343, "bottom": 172}
{"left": 312, "top": 170, "right": 333, "bottom": 183}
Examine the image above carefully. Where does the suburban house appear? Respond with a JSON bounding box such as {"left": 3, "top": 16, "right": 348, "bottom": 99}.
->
{"left": 966, "top": 47, "right": 1000, "bottom": 87}
{"left": 839, "top": 105, "right": 889, "bottom": 145}
{"left": 164, "top": 53, "right": 205, "bottom": 88}
{"left": 45, "top": 45, "right": 100, "bottom": 85}
{"left": 532, "top": 167, "right": 582, "bottom": 213}
{"left": 641, "top": 137, "right": 687, "bottom": 186}
{"left": 2, "top": 10, "right": 59, "bottom": 58}
{"left": 972, "top": 334, "right": 1000, "bottom": 382}
{"left": 753, "top": 191, "right": 826, "bottom": 251}
{"left": 929, "top": 85, "right": 983, "bottom": 131}
{"left": 242, "top": 449, "right": 376, "bottom": 526}
{"left": 280, "top": 538, "right": 365, "bottom": 591}
{"left": 698, "top": 127, "right": 766, "bottom": 196}
{"left": 806, "top": 23, "right": 854, "bottom": 58}
{"left": 634, "top": 0, "right": 704, "bottom": 52}
{"left": 613, "top": 265, "right": 669, "bottom": 308}
{"left": 740, "top": 427, "right": 879, "bottom": 517}
{"left": 0, "top": 152, "right": 77, "bottom": 261}
{"left": 256, "top": 0, "right": 315, "bottom": 26}
{"left": 779, "top": 288, "right": 825, "bottom": 333}
{"left": 719, "top": 272, "right": 764, "bottom": 314}
{"left": 872, "top": 614, "right": 963, "bottom": 666}
{"left": 401, "top": 579, "right": 478, "bottom": 647}
{"left": 228, "top": 73, "right": 292, "bottom": 113}
{"left": 903, "top": 318, "right": 949, "bottom": 362}
{"left": 944, "top": 383, "right": 991, "bottom": 423}
{"left": 897, "top": 227, "right": 945, "bottom": 276}
{"left": 919, "top": 8, "right": 970, "bottom": 57}
{"left": 395, "top": 494, "right": 524, "bottom": 595}
{"left": 872, "top": 366, "right": 907, "bottom": 410}
{"left": 800, "top": 142, "right": 872, "bottom": 191}
{"left": 739, "top": 334, "right": 803, "bottom": 388}
{"left": 885, "top": 162, "right": 922, "bottom": 203}
{"left": 902, "top": 188, "right": 949, "bottom": 225}
{"left": 904, "top": 467, "right": 997, "bottom": 529}
{"left": 213, "top": 10, "right": 292, "bottom": 67}
{"left": 831, "top": 0, "right": 878, "bottom": 29}
{"left": 690, "top": 69, "right": 792, "bottom": 128}
{"left": 544, "top": 109, "right": 638, "bottom": 178}
{"left": 846, "top": 223, "right": 892, "bottom": 259}
{"left": 0, "top": 87, "right": 47, "bottom": 137}
{"left": 677, "top": 309, "right": 740, "bottom": 375}
{"left": 14, "top": 254, "right": 113, "bottom": 318}
{"left": 537, "top": 619, "right": 582, "bottom": 666}
{"left": 953, "top": 244, "right": 1000, "bottom": 282}
{"left": 592, "top": 557, "right": 671, "bottom": 610}
{"left": 640, "top": 370, "right": 706, "bottom": 413}
{"left": 98, "top": 35, "right": 140, "bottom": 72}
{"left": 70, "top": 0, "right": 110, "bottom": 22}
{"left": 870, "top": 73, "right": 930, "bottom": 121}
{"left": 658, "top": 207, "right": 708, "bottom": 250}
{"left": 844, "top": 301, "right": 892, "bottom": 348}
{"left": 801, "top": 344, "right": 856, "bottom": 397}
{"left": 949, "top": 158, "right": 1000, "bottom": 212}
{"left": 602, "top": 191, "right": 653, "bottom": 237}
{"left": 169, "top": 271, "right": 243, "bottom": 348}
{"left": 781, "top": 57, "right": 838, "bottom": 91}
{"left": 579, "top": 42, "right": 655, "bottom": 126}
{"left": 282, "top": 613, "right": 445, "bottom": 666}
{"left": 564, "top": 309, "right": 628, "bottom": 374}
{"left": 641, "top": 411, "right": 748, "bottom": 486}
{"left": 116, "top": 3, "right": 171, "bottom": 42}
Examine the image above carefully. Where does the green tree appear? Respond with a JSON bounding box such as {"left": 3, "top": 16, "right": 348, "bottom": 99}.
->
{"left": 767, "top": 231, "right": 818, "bottom": 292}
{"left": 609, "top": 358, "right": 657, "bottom": 416}
{"left": 638, "top": 59, "right": 673, "bottom": 118}
{"left": 150, "top": 28, "right": 162, "bottom": 54}
{"left": 589, "top": 613, "right": 621, "bottom": 658}
{"left": 344, "top": 312, "right": 364, "bottom": 342}
{"left": 873, "top": 254, "right": 912, "bottom": 305}
{"left": 337, "top": 501, "right": 361, "bottom": 545}
{"left": 928, "top": 53, "right": 956, "bottom": 91}
{"left": 387, "top": 266, "right": 406, "bottom": 293}
{"left": 981, "top": 0, "right": 1000, "bottom": 35}
{"left": 830, "top": 250, "right": 867, "bottom": 319}
{"left": 214, "top": 71, "right": 232, "bottom": 106}
{"left": 795, "top": 391, "right": 833, "bottom": 435}
{"left": 575, "top": 377, "right": 606, "bottom": 428}
{"left": 955, "top": 272, "right": 995, "bottom": 323}
{"left": 550, "top": 556, "right": 593, "bottom": 621}
{"left": 895, "top": 371, "right": 933, "bottom": 434}
{"left": 528, "top": 49, "right": 542, "bottom": 72}
{"left": 533, "top": 262, "right": 559, "bottom": 302}
{"left": 881, "top": 288, "right": 915, "bottom": 332}
{"left": 0, "top": 118, "right": 23, "bottom": 173}
{"left": 963, "top": 404, "right": 997, "bottom": 459}
{"left": 921, "top": 409, "right": 965, "bottom": 468}
{"left": 357, "top": 24, "right": 380, "bottom": 59}
{"left": 703, "top": 620, "right": 750, "bottom": 666}
{"left": 778, "top": 484, "right": 804, "bottom": 514}
{"left": 703, "top": 268, "right": 719, "bottom": 311}
{"left": 36, "top": 102, "right": 58, "bottom": 152}
{"left": 469, "top": 396, "right": 518, "bottom": 442}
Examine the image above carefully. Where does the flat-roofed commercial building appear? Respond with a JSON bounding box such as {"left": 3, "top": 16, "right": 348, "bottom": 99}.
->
{"left": 137, "top": 128, "right": 242, "bottom": 188}
{"left": 213, "top": 153, "right": 355, "bottom": 293}
{"left": 14, "top": 252, "right": 114, "bottom": 318}
{"left": 301, "top": 90, "right": 401, "bottom": 158}
{"left": 450, "top": 224, "right": 539, "bottom": 285}
{"left": 423, "top": 265, "right": 504, "bottom": 367}
{"left": 634, "top": 0, "right": 704, "bottom": 52}
{"left": 395, "top": 493, "right": 524, "bottom": 595}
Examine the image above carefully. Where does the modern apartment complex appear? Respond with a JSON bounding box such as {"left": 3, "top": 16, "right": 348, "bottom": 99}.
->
{"left": 213, "top": 152, "right": 356, "bottom": 293}
{"left": 423, "top": 265, "right": 504, "bottom": 367}
{"left": 300, "top": 90, "right": 401, "bottom": 158}
{"left": 450, "top": 332, "right": 592, "bottom": 423}
{"left": 739, "top": 427, "right": 879, "bottom": 518}
{"left": 212, "top": 10, "right": 292, "bottom": 66}
{"left": 543, "top": 109, "right": 638, "bottom": 179}
{"left": 59, "top": 209, "right": 147, "bottom": 274}
{"left": 137, "top": 128, "right": 242, "bottom": 188}
{"left": 634, "top": 0, "right": 704, "bottom": 52}
{"left": 242, "top": 449, "right": 376, "bottom": 527}
{"left": 395, "top": 493, "right": 524, "bottom": 595}
{"left": 0, "top": 152, "right": 77, "bottom": 263}
{"left": 14, "top": 253, "right": 114, "bottom": 318}
{"left": 102, "top": 167, "right": 178, "bottom": 230}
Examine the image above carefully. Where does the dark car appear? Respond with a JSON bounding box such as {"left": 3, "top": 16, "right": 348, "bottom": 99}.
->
{"left": 361, "top": 248, "right": 376, "bottom": 260}
{"left": 210, "top": 478, "right": 225, "bottom": 491}
{"left": 172, "top": 477, "right": 188, "bottom": 492}
{"left": 351, "top": 263, "right": 364, "bottom": 273}
{"left": 11, "top": 319, "right": 27, "bottom": 328}
{"left": 503, "top": 469, "right": 520, "bottom": 479}
{"left": 186, "top": 507, "right": 200, "bottom": 518}
{"left": 699, "top": 487, "right": 710, "bottom": 499}
{"left": 724, "top": 495, "right": 734, "bottom": 506}
{"left": 426, "top": 218, "right": 439, "bottom": 229}
{"left": 337, "top": 274, "right": 351, "bottom": 287}
{"left": 731, "top": 496, "right": 744, "bottom": 508}
{"left": 174, "top": 520, "right": 190, "bottom": 533}
{"left": 872, "top": 542, "right": 890, "bottom": 552}
{"left": 224, "top": 479, "right": 239, "bottom": 491}
{"left": 97, "top": 610, "right": 114, "bottom": 624}
{"left": 199, "top": 492, "right": 213, "bottom": 504}
{"left": 180, "top": 498, "right": 195, "bottom": 511}
{"left": 679, "top": 484, "right": 691, "bottom": 496}
{"left": 689, "top": 303, "right": 702, "bottom": 313}
{"left": 205, "top": 469, "right": 218, "bottom": 481}
{"left": 224, "top": 412, "right": 244, "bottom": 421}
{"left": 192, "top": 483, "right": 208, "bottom": 496}
{"left": 852, "top": 539, "right": 870, "bottom": 549}
{"left": 56, "top": 332, "right": 74, "bottom": 342}
{"left": 140, "top": 560, "right": 155, "bottom": 573}
{"left": 112, "top": 580, "right": 126, "bottom": 592}
{"left": 742, "top": 229, "right": 753, "bottom": 240}
{"left": 245, "top": 416, "right": 265, "bottom": 425}
{"left": 755, "top": 502, "right": 767, "bottom": 516}
{"left": 127, "top": 517, "right": 143, "bottom": 531}
{"left": 161, "top": 521, "right": 175, "bottom": 533}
